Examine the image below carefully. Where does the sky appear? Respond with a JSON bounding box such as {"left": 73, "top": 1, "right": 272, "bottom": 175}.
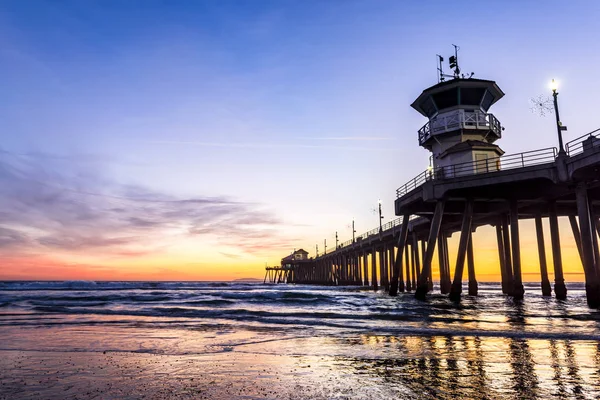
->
{"left": 0, "top": 0, "right": 599, "bottom": 281}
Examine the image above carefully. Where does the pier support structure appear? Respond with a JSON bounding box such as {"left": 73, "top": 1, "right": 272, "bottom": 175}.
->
{"left": 549, "top": 202, "right": 567, "bottom": 299}
{"left": 575, "top": 183, "right": 600, "bottom": 308}
{"left": 535, "top": 213, "right": 552, "bottom": 296}
{"left": 416, "top": 201, "right": 445, "bottom": 299}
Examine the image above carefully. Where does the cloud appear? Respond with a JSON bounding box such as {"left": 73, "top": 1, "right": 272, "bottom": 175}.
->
{"left": 0, "top": 150, "right": 291, "bottom": 260}
{"left": 300, "top": 136, "right": 393, "bottom": 141}
{"left": 147, "top": 140, "right": 397, "bottom": 152}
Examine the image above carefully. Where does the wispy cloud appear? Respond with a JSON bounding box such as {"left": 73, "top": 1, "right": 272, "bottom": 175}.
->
{"left": 148, "top": 140, "right": 396, "bottom": 151}
{"left": 0, "top": 150, "right": 295, "bottom": 261}
{"left": 300, "top": 136, "right": 392, "bottom": 141}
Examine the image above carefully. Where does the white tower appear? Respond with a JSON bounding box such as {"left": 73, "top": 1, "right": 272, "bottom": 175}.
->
{"left": 411, "top": 77, "right": 505, "bottom": 177}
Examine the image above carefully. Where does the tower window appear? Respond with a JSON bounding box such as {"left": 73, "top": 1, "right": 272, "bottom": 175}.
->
{"left": 480, "top": 90, "right": 495, "bottom": 111}
{"left": 432, "top": 88, "right": 459, "bottom": 110}
{"left": 460, "top": 88, "right": 486, "bottom": 106}
{"left": 421, "top": 96, "right": 437, "bottom": 117}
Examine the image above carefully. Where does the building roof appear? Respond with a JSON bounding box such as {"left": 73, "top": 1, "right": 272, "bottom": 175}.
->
{"left": 438, "top": 140, "right": 505, "bottom": 159}
{"left": 294, "top": 249, "right": 308, "bottom": 254}
{"left": 411, "top": 78, "right": 505, "bottom": 117}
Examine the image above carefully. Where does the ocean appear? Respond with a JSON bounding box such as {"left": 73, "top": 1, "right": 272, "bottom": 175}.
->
{"left": 1, "top": 281, "right": 600, "bottom": 399}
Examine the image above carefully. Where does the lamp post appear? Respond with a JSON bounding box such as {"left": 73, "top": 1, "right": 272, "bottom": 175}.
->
{"left": 335, "top": 231, "right": 338, "bottom": 249}
{"left": 550, "top": 79, "right": 567, "bottom": 155}
{"left": 352, "top": 219, "right": 356, "bottom": 243}
{"left": 378, "top": 199, "right": 384, "bottom": 233}
{"left": 324, "top": 239, "right": 327, "bottom": 254}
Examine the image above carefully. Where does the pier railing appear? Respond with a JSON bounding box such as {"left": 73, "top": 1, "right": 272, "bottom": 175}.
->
{"left": 323, "top": 215, "right": 422, "bottom": 255}
{"left": 418, "top": 111, "right": 502, "bottom": 146}
{"left": 396, "top": 147, "right": 557, "bottom": 198}
{"left": 566, "top": 128, "right": 600, "bottom": 156}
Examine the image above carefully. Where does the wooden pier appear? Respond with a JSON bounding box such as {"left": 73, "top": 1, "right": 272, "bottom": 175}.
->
{"left": 269, "top": 74, "right": 600, "bottom": 308}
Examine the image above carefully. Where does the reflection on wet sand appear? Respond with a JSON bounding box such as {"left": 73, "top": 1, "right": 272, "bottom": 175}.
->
{"left": 344, "top": 333, "right": 600, "bottom": 399}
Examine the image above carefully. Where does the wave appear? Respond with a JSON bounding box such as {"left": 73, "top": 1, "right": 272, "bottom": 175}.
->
{"left": 0, "top": 281, "right": 251, "bottom": 292}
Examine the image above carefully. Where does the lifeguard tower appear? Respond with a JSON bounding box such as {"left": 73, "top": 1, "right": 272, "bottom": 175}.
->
{"left": 411, "top": 49, "right": 505, "bottom": 178}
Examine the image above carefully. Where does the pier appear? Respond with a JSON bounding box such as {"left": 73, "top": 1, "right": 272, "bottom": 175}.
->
{"left": 269, "top": 71, "right": 600, "bottom": 308}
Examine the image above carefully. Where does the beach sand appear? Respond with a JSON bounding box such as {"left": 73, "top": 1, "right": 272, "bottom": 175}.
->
{"left": 2, "top": 324, "right": 600, "bottom": 399}
{"left": 0, "top": 325, "right": 407, "bottom": 400}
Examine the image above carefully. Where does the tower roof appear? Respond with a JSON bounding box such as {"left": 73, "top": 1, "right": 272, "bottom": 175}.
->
{"left": 411, "top": 78, "right": 505, "bottom": 117}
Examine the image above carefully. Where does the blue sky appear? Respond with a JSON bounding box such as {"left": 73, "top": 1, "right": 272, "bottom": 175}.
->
{"left": 0, "top": 0, "right": 599, "bottom": 279}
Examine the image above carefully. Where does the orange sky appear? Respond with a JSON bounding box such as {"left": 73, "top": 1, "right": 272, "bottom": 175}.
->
{"left": 0, "top": 216, "right": 588, "bottom": 283}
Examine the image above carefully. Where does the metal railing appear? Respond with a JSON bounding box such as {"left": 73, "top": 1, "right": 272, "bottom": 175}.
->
{"left": 323, "top": 216, "right": 421, "bottom": 256}
{"left": 418, "top": 110, "right": 502, "bottom": 145}
{"left": 396, "top": 147, "right": 558, "bottom": 198}
{"left": 565, "top": 128, "right": 600, "bottom": 156}
{"left": 396, "top": 169, "right": 434, "bottom": 198}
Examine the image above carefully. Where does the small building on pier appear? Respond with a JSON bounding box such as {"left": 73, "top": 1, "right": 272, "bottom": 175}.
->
{"left": 282, "top": 249, "right": 309, "bottom": 265}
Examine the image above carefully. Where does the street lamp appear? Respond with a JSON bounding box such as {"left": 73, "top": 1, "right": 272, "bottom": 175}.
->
{"left": 378, "top": 199, "right": 384, "bottom": 233}
{"left": 352, "top": 219, "right": 356, "bottom": 243}
{"left": 335, "top": 231, "right": 339, "bottom": 249}
{"left": 550, "top": 79, "right": 568, "bottom": 154}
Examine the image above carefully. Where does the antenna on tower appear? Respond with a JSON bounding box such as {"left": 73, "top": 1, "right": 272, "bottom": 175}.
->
{"left": 449, "top": 44, "right": 460, "bottom": 78}
{"left": 437, "top": 54, "right": 445, "bottom": 83}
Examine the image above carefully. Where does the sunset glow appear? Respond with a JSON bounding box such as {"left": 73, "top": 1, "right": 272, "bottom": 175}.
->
{"left": 0, "top": 0, "right": 598, "bottom": 282}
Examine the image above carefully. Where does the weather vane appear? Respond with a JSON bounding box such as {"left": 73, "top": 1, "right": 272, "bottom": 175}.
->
{"left": 529, "top": 94, "right": 554, "bottom": 116}
{"left": 436, "top": 45, "right": 474, "bottom": 83}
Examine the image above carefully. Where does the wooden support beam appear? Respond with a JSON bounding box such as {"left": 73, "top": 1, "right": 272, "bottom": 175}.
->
{"left": 589, "top": 199, "right": 600, "bottom": 278}
{"left": 410, "top": 242, "right": 417, "bottom": 290}
{"left": 549, "top": 202, "right": 567, "bottom": 299}
{"left": 449, "top": 200, "right": 473, "bottom": 301}
{"left": 495, "top": 223, "right": 508, "bottom": 294}
{"left": 379, "top": 249, "right": 385, "bottom": 290}
{"left": 416, "top": 200, "right": 445, "bottom": 300}
{"left": 413, "top": 233, "right": 421, "bottom": 285}
{"left": 371, "top": 248, "right": 378, "bottom": 291}
{"left": 405, "top": 242, "right": 412, "bottom": 291}
{"left": 438, "top": 231, "right": 448, "bottom": 294}
{"left": 501, "top": 214, "right": 515, "bottom": 296}
{"left": 442, "top": 233, "right": 452, "bottom": 293}
{"left": 575, "top": 183, "right": 600, "bottom": 308}
{"left": 382, "top": 247, "right": 389, "bottom": 290}
{"left": 568, "top": 215, "right": 584, "bottom": 264}
{"left": 390, "top": 213, "right": 410, "bottom": 296}
{"left": 423, "top": 240, "right": 433, "bottom": 291}
{"left": 388, "top": 245, "right": 395, "bottom": 290}
{"left": 510, "top": 199, "right": 525, "bottom": 299}
{"left": 467, "top": 231, "right": 478, "bottom": 296}
{"left": 535, "top": 214, "right": 552, "bottom": 296}
{"left": 363, "top": 252, "right": 369, "bottom": 286}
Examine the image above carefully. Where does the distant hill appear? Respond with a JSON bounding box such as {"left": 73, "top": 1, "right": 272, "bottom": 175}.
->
{"left": 232, "top": 278, "right": 262, "bottom": 282}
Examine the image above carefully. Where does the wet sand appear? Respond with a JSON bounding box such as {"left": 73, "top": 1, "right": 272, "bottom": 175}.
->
{"left": 2, "top": 324, "right": 600, "bottom": 399}
{"left": 0, "top": 326, "right": 405, "bottom": 400}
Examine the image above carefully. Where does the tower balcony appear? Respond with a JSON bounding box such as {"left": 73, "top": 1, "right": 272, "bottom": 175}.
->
{"left": 418, "top": 110, "right": 502, "bottom": 146}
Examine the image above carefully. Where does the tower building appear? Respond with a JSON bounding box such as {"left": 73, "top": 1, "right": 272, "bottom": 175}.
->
{"left": 411, "top": 77, "right": 505, "bottom": 177}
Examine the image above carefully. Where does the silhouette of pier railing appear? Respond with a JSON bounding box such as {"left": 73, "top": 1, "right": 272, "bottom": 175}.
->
{"left": 326, "top": 216, "right": 421, "bottom": 254}
{"left": 396, "top": 147, "right": 557, "bottom": 198}
{"left": 566, "top": 128, "right": 600, "bottom": 156}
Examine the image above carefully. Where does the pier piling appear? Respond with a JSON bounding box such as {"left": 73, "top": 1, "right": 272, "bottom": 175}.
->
{"left": 416, "top": 200, "right": 445, "bottom": 300}
{"left": 449, "top": 200, "right": 474, "bottom": 301}
{"left": 535, "top": 213, "right": 552, "bottom": 296}
{"left": 549, "top": 202, "right": 567, "bottom": 299}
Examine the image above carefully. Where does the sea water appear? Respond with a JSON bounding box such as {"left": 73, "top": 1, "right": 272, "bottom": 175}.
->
{"left": 1, "top": 281, "right": 599, "bottom": 399}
